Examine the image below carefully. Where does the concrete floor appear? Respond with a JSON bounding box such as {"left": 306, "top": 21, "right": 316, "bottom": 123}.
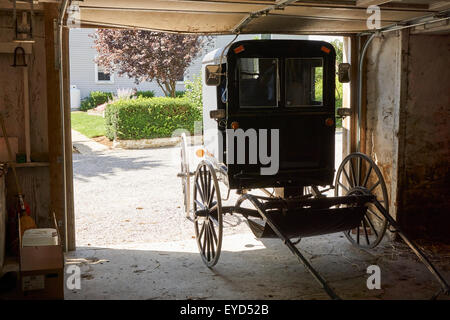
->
{"left": 65, "top": 232, "right": 450, "bottom": 300}
{"left": 67, "top": 131, "right": 450, "bottom": 300}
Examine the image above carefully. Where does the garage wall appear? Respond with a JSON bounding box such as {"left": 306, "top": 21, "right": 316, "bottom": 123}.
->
{"left": 397, "top": 34, "right": 450, "bottom": 241}
{"left": 365, "top": 31, "right": 450, "bottom": 242}
{"left": 365, "top": 33, "right": 402, "bottom": 222}
{"left": 0, "top": 12, "right": 52, "bottom": 228}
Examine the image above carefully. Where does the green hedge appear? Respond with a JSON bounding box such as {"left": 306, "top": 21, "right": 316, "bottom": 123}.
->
{"left": 80, "top": 91, "right": 113, "bottom": 111}
{"left": 105, "top": 97, "right": 201, "bottom": 140}
{"left": 135, "top": 90, "right": 155, "bottom": 98}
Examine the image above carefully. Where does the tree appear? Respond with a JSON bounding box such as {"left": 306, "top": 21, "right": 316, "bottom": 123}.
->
{"left": 330, "top": 39, "right": 344, "bottom": 127}
{"left": 93, "top": 29, "right": 207, "bottom": 97}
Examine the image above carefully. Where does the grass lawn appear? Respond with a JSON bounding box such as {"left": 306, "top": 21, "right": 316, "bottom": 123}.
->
{"left": 71, "top": 111, "right": 106, "bottom": 138}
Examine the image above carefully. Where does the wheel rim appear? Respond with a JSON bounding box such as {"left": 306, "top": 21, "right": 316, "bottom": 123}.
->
{"left": 335, "top": 153, "right": 388, "bottom": 249}
{"left": 180, "top": 133, "right": 190, "bottom": 218}
{"left": 193, "top": 161, "right": 223, "bottom": 267}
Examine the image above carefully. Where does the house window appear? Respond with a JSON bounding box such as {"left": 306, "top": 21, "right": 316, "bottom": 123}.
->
{"left": 95, "top": 64, "right": 114, "bottom": 84}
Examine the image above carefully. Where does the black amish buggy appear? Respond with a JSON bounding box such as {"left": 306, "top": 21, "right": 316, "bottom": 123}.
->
{"left": 177, "top": 40, "right": 449, "bottom": 299}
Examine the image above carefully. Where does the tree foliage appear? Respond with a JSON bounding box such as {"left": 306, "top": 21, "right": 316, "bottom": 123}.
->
{"left": 330, "top": 39, "right": 344, "bottom": 127}
{"left": 93, "top": 30, "right": 207, "bottom": 97}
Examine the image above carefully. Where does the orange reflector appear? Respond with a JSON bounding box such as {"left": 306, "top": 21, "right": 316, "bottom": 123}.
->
{"left": 231, "top": 121, "right": 239, "bottom": 129}
{"left": 234, "top": 45, "right": 245, "bottom": 54}
{"left": 325, "top": 118, "right": 334, "bottom": 127}
{"left": 321, "top": 46, "right": 331, "bottom": 54}
{"left": 196, "top": 149, "right": 205, "bottom": 158}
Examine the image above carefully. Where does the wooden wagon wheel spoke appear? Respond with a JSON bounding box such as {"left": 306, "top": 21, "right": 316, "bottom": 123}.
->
{"left": 202, "top": 224, "right": 208, "bottom": 255}
{"left": 367, "top": 208, "right": 383, "bottom": 221}
{"left": 205, "top": 224, "right": 211, "bottom": 261}
{"left": 195, "top": 180, "right": 206, "bottom": 203}
{"left": 209, "top": 203, "right": 217, "bottom": 213}
{"left": 349, "top": 158, "right": 357, "bottom": 187}
{"left": 335, "top": 153, "right": 389, "bottom": 249}
{"left": 362, "top": 218, "right": 370, "bottom": 245}
{"left": 194, "top": 199, "right": 206, "bottom": 211}
{"left": 342, "top": 167, "right": 353, "bottom": 188}
{"left": 208, "top": 184, "right": 215, "bottom": 206}
{"left": 205, "top": 168, "right": 211, "bottom": 203}
{"left": 209, "top": 222, "right": 218, "bottom": 244}
{"left": 356, "top": 156, "right": 362, "bottom": 186}
{"left": 198, "top": 221, "right": 205, "bottom": 240}
{"left": 364, "top": 215, "right": 378, "bottom": 238}
{"left": 338, "top": 182, "right": 349, "bottom": 193}
{"left": 208, "top": 226, "right": 216, "bottom": 256}
{"left": 362, "top": 165, "right": 372, "bottom": 188}
{"left": 369, "top": 180, "right": 380, "bottom": 193}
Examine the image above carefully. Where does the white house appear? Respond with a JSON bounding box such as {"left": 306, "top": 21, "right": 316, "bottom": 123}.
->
{"left": 69, "top": 28, "right": 309, "bottom": 100}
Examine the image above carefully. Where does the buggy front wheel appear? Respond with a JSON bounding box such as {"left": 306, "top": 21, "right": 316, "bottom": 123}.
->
{"left": 193, "top": 160, "right": 223, "bottom": 267}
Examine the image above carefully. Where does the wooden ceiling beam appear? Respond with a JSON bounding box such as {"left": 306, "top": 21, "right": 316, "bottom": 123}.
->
{"left": 429, "top": 1, "right": 450, "bottom": 11}
{"left": 356, "top": 0, "right": 394, "bottom": 7}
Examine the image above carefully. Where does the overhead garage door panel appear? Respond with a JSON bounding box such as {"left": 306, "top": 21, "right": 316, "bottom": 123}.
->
{"left": 80, "top": 9, "right": 247, "bottom": 33}
{"left": 242, "top": 15, "right": 392, "bottom": 34}
{"left": 77, "top": 0, "right": 447, "bottom": 34}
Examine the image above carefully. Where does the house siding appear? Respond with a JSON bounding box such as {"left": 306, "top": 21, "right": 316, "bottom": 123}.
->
{"left": 69, "top": 29, "right": 308, "bottom": 99}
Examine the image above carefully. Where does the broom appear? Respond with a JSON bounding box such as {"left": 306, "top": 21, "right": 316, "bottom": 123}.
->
{"left": 0, "top": 114, "right": 36, "bottom": 238}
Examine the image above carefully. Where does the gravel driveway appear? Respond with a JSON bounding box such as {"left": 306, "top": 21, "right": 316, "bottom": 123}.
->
{"left": 73, "top": 132, "right": 342, "bottom": 247}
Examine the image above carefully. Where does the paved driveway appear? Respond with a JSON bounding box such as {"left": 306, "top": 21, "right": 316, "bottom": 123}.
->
{"left": 73, "top": 132, "right": 342, "bottom": 246}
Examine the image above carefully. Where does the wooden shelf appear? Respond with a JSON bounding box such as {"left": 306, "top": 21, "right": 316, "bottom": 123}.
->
{"left": 13, "top": 162, "right": 49, "bottom": 168}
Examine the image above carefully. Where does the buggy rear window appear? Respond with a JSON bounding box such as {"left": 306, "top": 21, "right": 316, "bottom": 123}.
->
{"left": 285, "top": 58, "right": 323, "bottom": 107}
{"left": 238, "top": 58, "right": 278, "bottom": 108}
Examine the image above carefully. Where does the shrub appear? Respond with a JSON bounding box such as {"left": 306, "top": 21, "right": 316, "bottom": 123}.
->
{"left": 175, "top": 90, "right": 185, "bottom": 98}
{"left": 135, "top": 90, "right": 155, "bottom": 98}
{"left": 80, "top": 91, "right": 113, "bottom": 111}
{"left": 105, "top": 97, "right": 202, "bottom": 140}
{"left": 184, "top": 74, "right": 203, "bottom": 109}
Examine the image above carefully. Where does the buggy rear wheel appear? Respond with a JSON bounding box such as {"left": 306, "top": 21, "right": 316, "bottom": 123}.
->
{"left": 335, "top": 153, "right": 388, "bottom": 249}
{"left": 193, "top": 161, "right": 223, "bottom": 267}
{"left": 180, "top": 133, "right": 191, "bottom": 218}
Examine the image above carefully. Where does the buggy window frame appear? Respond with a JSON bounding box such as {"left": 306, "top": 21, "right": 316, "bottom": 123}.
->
{"left": 284, "top": 57, "right": 324, "bottom": 108}
{"left": 237, "top": 57, "right": 279, "bottom": 109}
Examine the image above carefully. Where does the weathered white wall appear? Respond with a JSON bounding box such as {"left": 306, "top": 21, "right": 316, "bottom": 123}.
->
{"left": 365, "top": 33, "right": 402, "bottom": 221}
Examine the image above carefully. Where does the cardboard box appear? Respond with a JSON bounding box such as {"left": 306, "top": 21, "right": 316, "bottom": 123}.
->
{"left": 20, "top": 245, "right": 64, "bottom": 300}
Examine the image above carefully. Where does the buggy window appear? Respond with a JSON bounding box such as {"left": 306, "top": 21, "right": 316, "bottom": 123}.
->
{"left": 285, "top": 58, "right": 323, "bottom": 107}
{"left": 238, "top": 58, "right": 278, "bottom": 108}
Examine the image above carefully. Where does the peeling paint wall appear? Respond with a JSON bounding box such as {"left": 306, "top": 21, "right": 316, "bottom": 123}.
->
{"left": 365, "top": 33, "right": 402, "bottom": 222}
{"left": 398, "top": 34, "right": 450, "bottom": 241}
{"left": 365, "top": 31, "right": 450, "bottom": 242}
